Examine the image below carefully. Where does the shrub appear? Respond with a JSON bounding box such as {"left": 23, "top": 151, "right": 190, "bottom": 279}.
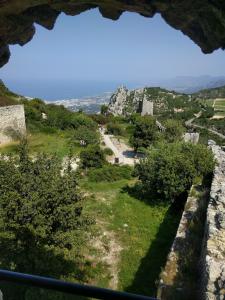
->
{"left": 135, "top": 142, "right": 215, "bottom": 202}
{"left": 103, "top": 147, "right": 114, "bottom": 156}
{"left": 80, "top": 145, "right": 106, "bottom": 169}
{"left": 106, "top": 123, "right": 124, "bottom": 136}
{"left": 74, "top": 126, "right": 99, "bottom": 146}
{"left": 129, "top": 115, "right": 158, "bottom": 151}
{"left": 163, "top": 119, "right": 185, "bottom": 142}
{"left": 0, "top": 142, "right": 92, "bottom": 299}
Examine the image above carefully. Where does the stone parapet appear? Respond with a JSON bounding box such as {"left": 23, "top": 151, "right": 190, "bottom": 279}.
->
{"left": 201, "top": 145, "right": 225, "bottom": 300}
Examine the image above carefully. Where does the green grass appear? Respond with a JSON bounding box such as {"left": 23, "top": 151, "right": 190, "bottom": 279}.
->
{"left": 0, "top": 130, "right": 81, "bottom": 158}
{"left": 81, "top": 179, "right": 181, "bottom": 297}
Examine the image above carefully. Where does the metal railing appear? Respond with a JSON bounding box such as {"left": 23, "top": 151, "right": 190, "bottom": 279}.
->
{"left": 0, "top": 269, "right": 157, "bottom": 300}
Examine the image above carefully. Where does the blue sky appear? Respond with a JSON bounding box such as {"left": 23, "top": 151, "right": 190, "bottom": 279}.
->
{"left": 0, "top": 8, "right": 225, "bottom": 99}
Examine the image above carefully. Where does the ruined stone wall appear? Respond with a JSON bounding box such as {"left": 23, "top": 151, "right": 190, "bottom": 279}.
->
{"left": 157, "top": 185, "right": 207, "bottom": 300}
{"left": 0, "top": 105, "right": 26, "bottom": 145}
{"left": 141, "top": 97, "right": 153, "bottom": 116}
{"left": 201, "top": 145, "right": 225, "bottom": 300}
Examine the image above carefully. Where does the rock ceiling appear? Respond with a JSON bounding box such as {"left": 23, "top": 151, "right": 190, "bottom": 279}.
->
{"left": 0, "top": 1, "right": 225, "bottom": 67}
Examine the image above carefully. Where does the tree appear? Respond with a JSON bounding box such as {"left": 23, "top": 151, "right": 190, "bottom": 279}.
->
{"left": 0, "top": 143, "right": 91, "bottom": 298}
{"left": 74, "top": 126, "right": 99, "bottom": 146}
{"left": 100, "top": 104, "right": 108, "bottom": 115}
{"left": 80, "top": 145, "right": 105, "bottom": 169}
{"left": 106, "top": 122, "right": 124, "bottom": 136}
{"left": 135, "top": 142, "right": 215, "bottom": 202}
{"left": 129, "top": 116, "right": 158, "bottom": 151}
{"left": 163, "top": 119, "right": 185, "bottom": 142}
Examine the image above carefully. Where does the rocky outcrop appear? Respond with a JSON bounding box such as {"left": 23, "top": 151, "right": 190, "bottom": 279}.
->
{"left": 0, "top": 1, "right": 225, "bottom": 67}
{"left": 0, "top": 105, "right": 26, "bottom": 144}
{"left": 108, "top": 86, "right": 144, "bottom": 116}
{"left": 201, "top": 145, "right": 225, "bottom": 300}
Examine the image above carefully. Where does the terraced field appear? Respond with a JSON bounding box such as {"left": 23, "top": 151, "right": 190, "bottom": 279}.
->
{"left": 213, "top": 98, "right": 225, "bottom": 118}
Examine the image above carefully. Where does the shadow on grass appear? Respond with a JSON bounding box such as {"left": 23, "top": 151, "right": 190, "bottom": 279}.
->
{"left": 0, "top": 234, "right": 87, "bottom": 300}
{"left": 122, "top": 182, "right": 187, "bottom": 209}
{"left": 122, "top": 182, "right": 185, "bottom": 297}
{"left": 125, "top": 204, "right": 183, "bottom": 297}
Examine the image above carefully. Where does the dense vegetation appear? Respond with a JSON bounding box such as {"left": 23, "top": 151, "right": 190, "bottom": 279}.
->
{"left": 0, "top": 143, "right": 92, "bottom": 299}
{"left": 135, "top": 142, "right": 215, "bottom": 201}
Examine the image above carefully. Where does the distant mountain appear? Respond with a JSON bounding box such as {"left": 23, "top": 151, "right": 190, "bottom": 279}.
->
{"left": 147, "top": 75, "right": 225, "bottom": 94}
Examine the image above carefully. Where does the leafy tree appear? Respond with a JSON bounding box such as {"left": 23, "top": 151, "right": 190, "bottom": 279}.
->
{"left": 135, "top": 142, "right": 215, "bottom": 201}
{"left": 74, "top": 126, "right": 99, "bottom": 146}
{"left": 0, "top": 142, "right": 91, "bottom": 298}
{"left": 80, "top": 145, "right": 105, "bottom": 169}
{"left": 130, "top": 116, "right": 158, "bottom": 151}
{"left": 163, "top": 119, "right": 185, "bottom": 142}
{"left": 106, "top": 122, "right": 124, "bottom": 136}
{"left": 91, "top": 114, "right": 108, "bottom": 125}
{"left": 100, "top": 104, "right": 108, "bottom": 115}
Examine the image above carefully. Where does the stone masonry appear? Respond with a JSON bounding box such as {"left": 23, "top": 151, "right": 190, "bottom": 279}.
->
{"left": 201, "top": 145, "right": 225, "bottom": 300}
{"left": 0, "top": 105, "right": 26, "bottom": 145}
{"left": 141, "top": 96, "right": 153, "bottom": 116}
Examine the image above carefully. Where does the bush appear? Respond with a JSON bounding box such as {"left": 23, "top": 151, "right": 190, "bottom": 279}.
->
{"left": 0, "top": 142, "right": 91, "bottom": 298}
{"left": 103, "top": 147, "right": 114, "bottom": 156}
{"left": 106, "top": 122, "right": 124, "bottom": 136}
{"left": 129, "top": 115, "right": 158, "bottom": 151}
{"left": 74, "top": 126, "right": 99, "bottom": 146}
{"left": 135, "top": 142, "right": 215, "bottom": 202}
{"left": 88, "top": 164, "right": 133, "bottom": 182}
{"left": 80, "top": 145, "right": 105, "bottom": 169}
{"left": 163, "top": 119, "right": 185, "bottom": 142}
{"left": 23, "top": 99, "right": 98, "bottom": 133}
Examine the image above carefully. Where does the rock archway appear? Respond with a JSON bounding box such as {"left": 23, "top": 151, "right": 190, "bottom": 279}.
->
{"left": 0, "top": 1, "right": 225, "bottom": 67}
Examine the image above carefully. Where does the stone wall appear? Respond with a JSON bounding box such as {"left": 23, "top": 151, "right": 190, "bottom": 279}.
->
{"left": 201, "top": 145, "right": 225, "bottom": 300}
{"left": 157, "top": 145, "right": 225, "bottom": 300}
{"left": 141, "top": 97, "right": 153, "bottom": 116}
{"left": 0, "top": 105, "right": 26, "bottom": 145}
{"left": 183, "top": 132, "right": 200, "bottom": 144}
{"left": 157, "top": 185, "right": 208, "bottom": 300}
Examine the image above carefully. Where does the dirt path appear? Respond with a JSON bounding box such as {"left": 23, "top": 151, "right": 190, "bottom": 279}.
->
{"left": 90, "top": 220, "right": 122, "bottom": 290}
{"left": 185, "top": 112, "right": 225, "bottom": 140}
{"left": 100, "top": 128, "right": 141, "bottom": 165}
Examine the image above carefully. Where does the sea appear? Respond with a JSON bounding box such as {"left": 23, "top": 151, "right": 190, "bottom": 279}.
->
{"left": 2, "top": 79, "right": 139, "bottom": 101}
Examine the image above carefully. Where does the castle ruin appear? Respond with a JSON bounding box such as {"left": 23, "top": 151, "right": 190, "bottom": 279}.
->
{"left": 141, "top": 96, "right": 153, "bottom": 116}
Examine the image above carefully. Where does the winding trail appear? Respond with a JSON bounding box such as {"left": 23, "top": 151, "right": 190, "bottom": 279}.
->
{"left": 185, "top": 113, "right": 225, "bottom": 140}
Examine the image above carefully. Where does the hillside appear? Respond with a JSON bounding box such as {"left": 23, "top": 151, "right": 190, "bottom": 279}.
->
{"left": 194, "top": 84, "right": 225, "bottom": 99}
{"left": 0, "top": 80, "right": 22, "bottom": 106}
{"left": 108, "top": 86, "right": 200, "bottom": 119}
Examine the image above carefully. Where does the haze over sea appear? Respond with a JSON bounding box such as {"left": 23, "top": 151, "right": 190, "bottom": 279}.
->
{"left": 3, "top": 79, "right": 138, "bottom": 101}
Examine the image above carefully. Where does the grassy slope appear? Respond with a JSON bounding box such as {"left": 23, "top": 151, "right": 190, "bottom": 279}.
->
{"left": 0, "top": 80, "right": 21, "bottom": 106}
{"left": 82, "top": 179, "right": 181, "bottom": 297}
{"left": 0, "top": 130, "right": 81, "bottom": 158}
